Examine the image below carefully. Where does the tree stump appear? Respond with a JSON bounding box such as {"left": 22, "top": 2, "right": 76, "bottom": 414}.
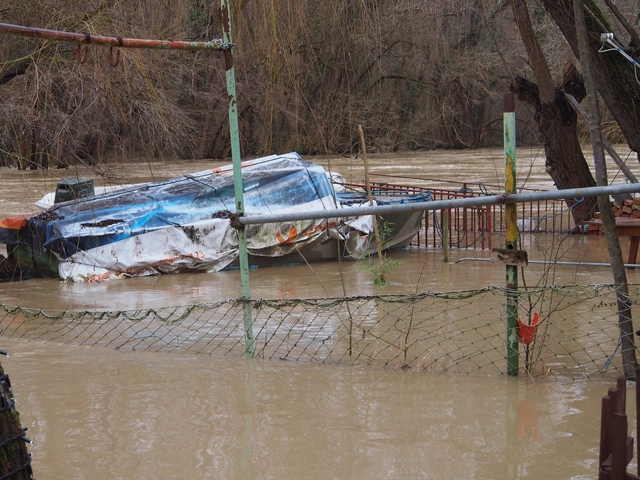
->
{"left": 0, "top": 361, "right": 33, "bottom": 479}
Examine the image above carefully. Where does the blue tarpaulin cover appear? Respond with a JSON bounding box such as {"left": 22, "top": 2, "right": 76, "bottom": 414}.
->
{"left": 1, "top": 152, "right": 428, "bottom": 282}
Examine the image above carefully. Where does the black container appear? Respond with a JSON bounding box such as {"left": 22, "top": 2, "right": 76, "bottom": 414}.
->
{"left": 54, "top": 178, "right": 95, "bottom": 204}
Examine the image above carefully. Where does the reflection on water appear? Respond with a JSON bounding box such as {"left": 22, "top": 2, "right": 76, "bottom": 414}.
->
{"left": 3, "top": 339, "right": 625, "bottom": 479}
{"left": 1, "top": 148, "right": 639, "bottom": 478}
{"left": 1, "top": 233, "right": 637, "bottom": 310}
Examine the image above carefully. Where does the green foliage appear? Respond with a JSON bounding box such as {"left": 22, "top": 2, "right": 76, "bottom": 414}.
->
{"left": 358, "top": 219, "right": 401, "bottom": 287}
{"left": 369, "top": 253, "right": 401, "bottom": 287}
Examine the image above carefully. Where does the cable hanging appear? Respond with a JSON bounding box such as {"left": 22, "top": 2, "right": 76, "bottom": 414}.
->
{"left": 599, "top": 33, "right": 640, "bottom": 85}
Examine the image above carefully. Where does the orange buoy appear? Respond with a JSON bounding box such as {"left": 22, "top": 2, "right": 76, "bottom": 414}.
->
{"left": 517, "top": 312, "right": 540, "bottom": 345}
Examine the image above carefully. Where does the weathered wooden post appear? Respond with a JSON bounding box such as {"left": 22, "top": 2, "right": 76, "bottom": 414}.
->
{"left": 597, "top": 375, "right": 640, "bottom": 479}
{"left": 358, "top": 125, "right": 386, "bottom": 282}
{"left": 442, "top": 209, "right": 449, "bottom": 262}
{"left": 486, "top": 206, "right": 493, "bottom": 251}
{"left": 637, "top": 367, "right": 640, "bottom": 477}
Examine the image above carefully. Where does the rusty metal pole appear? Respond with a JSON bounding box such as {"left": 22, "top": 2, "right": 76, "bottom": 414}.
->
{"left": 504, "top": 93, "right": 519, "bottom": 376}
{"left": 0, "top": 22, "right": 228, "bottom": 50}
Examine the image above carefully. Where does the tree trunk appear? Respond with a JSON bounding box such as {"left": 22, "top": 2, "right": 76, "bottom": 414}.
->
{"left": 0, "top": 362, "right": 33, "bottom": 479}
{"left": 542, "top": 0, "right": 640, "bottom": 160}
{"left": 573, "top": 0, "right": 637, "bottom": 378}
{"left": 508, "top": 0, "right": 597, "bottom": 224}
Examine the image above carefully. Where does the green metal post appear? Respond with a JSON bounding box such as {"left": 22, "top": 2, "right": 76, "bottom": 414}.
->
{"left": 504, "top": 93, "right": 519, "bottom": 376}
{"left": 222, "top": 0, "right": 254, "bottom": 357}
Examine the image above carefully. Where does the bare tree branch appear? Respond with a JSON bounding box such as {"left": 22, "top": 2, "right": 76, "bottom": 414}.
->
{"left": 0, "top": 60, "right": 30, "bottom": 86}
{"left": 602, "top": 0, "right": 640, "bottom": 47}
{"left": 507, "top": 0, "right": 555, "bottom": 103}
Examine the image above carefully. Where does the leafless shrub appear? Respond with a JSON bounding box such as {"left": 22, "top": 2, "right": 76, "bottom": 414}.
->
{"left": 3, "top": 0, "right": 631, "bottom": 169}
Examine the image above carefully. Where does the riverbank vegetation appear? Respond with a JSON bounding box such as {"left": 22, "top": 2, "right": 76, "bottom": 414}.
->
{"left": 0, "top": 0, "right": 637, "bottom": 168}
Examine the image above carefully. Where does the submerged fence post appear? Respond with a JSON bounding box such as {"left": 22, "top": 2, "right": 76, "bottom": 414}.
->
{"left": 222, "top": 0, "right": 254, "bottom": 357}
{"left": 504, "top": 93, "right": 519, "bottom": 376}
{"left": 442, "top": 209, "right": 449, "bottom": 262}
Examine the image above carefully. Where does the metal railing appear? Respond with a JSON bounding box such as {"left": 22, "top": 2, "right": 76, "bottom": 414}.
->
{"left": 361, "top": 181, "right": 587, "bottom": 250}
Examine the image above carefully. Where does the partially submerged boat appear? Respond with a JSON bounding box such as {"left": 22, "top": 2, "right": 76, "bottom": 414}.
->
{"left": 0, "top": 152, "right": 429, "bottom": 282}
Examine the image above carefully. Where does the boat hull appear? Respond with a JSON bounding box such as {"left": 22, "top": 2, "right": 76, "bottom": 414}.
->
{"left": 0, "top": 153, "right": 428, "bottom": 282}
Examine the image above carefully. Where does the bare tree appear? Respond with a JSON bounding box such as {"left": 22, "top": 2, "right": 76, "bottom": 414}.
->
{"left": 507, "top": 0, "right": 597, "bottom": 225}
{"left": 542, "top": 0, "right": 640, "bottom": 161}
{"left": 573, "top": 0, "right": 637, "bottom": 378}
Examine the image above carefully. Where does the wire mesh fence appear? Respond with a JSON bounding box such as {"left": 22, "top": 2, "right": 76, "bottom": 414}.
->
{"left": 0, "top": 283, "right": 637, "bottom": 380}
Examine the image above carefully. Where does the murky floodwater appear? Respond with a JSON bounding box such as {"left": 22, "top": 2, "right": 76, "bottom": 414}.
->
{"left": 1, "top": 338, "right": 625, "bottom": 480}
{"left": 1, "top": 147, "right": 639, "bottom": 479}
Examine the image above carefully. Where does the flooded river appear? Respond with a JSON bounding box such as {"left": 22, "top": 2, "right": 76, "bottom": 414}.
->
{"left": 1, "top": 147, "right": 639, "bottom": 479}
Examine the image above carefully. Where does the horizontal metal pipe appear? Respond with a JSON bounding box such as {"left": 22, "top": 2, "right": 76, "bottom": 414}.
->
{"left": 239, "top": 182, "right": 640, "bottom": 226}
{"left": 0, "top": 22, "right": 230, "bottom": 50}
{"left": 454, "top": 258, "right": 629, "bottom": 267}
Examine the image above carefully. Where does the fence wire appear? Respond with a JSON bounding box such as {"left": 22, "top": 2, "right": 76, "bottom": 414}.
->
{"left": 0, "top": 284, "right": 638, "bottom": 379}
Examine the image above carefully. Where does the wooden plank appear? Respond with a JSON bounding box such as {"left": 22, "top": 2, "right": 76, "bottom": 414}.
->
{"left": 610, "top": 388, "right": 620, "bottom": 414}
{"left": 599, "top": 469, "right": 640, "bottom": 480}
{"left": 585, "top": 218, "right": 640, "bottom": 263}
{"left": 612, "top": 413, "right": 628, "bottom": 479}
{"left": 601, "top": 395, "right": 614, "bottom": 471}
{"left": 618, "top": 377, "right": 627, "bottom": 415}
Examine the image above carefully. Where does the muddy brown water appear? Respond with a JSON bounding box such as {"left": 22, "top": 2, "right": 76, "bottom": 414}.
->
{"left": 0, "top": 147, "right": 639, "bottom": 479}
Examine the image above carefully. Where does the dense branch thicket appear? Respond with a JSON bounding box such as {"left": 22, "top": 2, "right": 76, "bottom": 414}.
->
{"left": 0, "top": 0, "right": 636, "bottom": 168}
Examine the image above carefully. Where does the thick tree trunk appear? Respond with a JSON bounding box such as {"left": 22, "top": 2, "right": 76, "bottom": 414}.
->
{"left": 542, "top": 0, "right": 640, "bottom": 159}
{"left": 511, "top": 76, "right": 597, "bottom": 223}
{"left": 508, "top": 0, "right": 597, "bottom": 224}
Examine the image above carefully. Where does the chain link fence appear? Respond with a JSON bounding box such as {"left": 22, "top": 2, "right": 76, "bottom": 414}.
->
{"left": 0, "top": 283, "right": 637, "bottom": 379}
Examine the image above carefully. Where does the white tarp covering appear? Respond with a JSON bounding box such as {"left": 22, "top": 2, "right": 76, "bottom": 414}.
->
{"left": 1, "top": 152, "right": 428, "bottom": 282}
{"left": 58, "top": 201, "right": 371, "bottom": 282}
{"left": 32, "top": 153, "right": 373, "bottom": 281}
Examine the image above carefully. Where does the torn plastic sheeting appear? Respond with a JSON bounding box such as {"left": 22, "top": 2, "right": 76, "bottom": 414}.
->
{"left": 32, "top": 153, "right": 337, "bottom": 259}
{"left": 58, "top": 212, "right": 365, "bottom": 282}
{"left": 59, "top": 217, "right": 239, "bottom": 281}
